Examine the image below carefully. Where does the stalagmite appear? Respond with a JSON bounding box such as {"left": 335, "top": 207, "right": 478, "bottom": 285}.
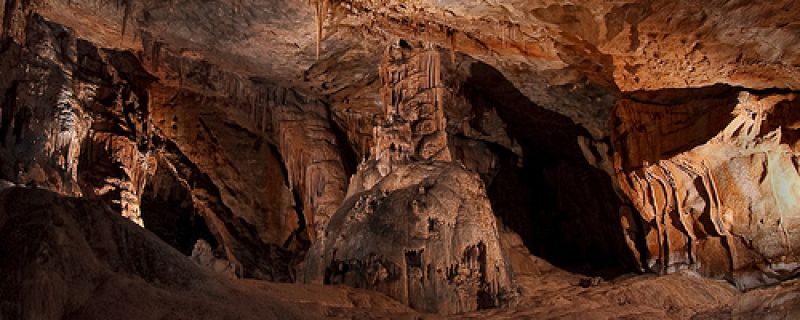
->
{"left": 3, "top": 1, "right": 800, "bottom": 319}
{"left": 305, "top": 40, "right": 514, "bottom": 315}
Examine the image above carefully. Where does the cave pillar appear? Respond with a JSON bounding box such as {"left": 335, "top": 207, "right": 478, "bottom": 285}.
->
{"left": 305, "top": 41, "right": 515, "bottom": 314}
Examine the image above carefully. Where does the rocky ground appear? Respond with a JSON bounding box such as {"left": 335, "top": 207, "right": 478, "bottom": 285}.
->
{"left": 2, "top": 185, "right": 798, "bottom": 319}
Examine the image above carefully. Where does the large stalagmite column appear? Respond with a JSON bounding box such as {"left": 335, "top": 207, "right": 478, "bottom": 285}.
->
{"left": 373, "top": 42, "right": 451, "bottom": 174}
{"left": 305, "top": 40, "right": 515, "bottom": 314}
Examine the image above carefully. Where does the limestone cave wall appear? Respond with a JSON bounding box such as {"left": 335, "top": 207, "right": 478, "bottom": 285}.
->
{"left": 1, "top": 0, "right": 800, "bottom": 318}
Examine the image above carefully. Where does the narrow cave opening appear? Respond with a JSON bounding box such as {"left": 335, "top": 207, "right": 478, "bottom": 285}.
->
{"left": 140, "top": 167, "right": 218, "bottom": 256}
{"left": 282, "top": 187, "right": 311, "bottom": 251}
{"left": 463, "top": 62, "right": 635, "bottom": 277}
{"left": 330, "top": 116, "right": 359, "bottom": 181}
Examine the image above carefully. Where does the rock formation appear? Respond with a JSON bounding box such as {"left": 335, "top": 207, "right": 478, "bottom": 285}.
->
{"left": 307, "top": 162, "right": 516, "bottom": 314}
{"left": 0, "top": 12, "right": 154, "bottom": 225}
{"left": 191, "top": 239, "right": 237, "bottom": 279}
{"left": 305, "top": 41, "right": 515, "bottom": 314}
{"left": 1, "top": 0, "right": 800, "bottom": 318}
{"left": 0, "top": 186, "right": 416, "bottom": 320}
{"left": 613, "top": 87, "right": 800, "bottom": 289}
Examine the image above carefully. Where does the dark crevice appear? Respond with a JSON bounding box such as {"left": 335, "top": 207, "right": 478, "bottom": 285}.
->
{"left": 623, "top": 83, "right": 800, "bottom": 105}
{"left": 464, "top": 61, "right": 635, "bottom": 277}
{"left": 147, "top": 137, "right": 294, "bottom": 281}
{"left": 282, "top": 187, "right": 310, "bottom": 251}
{"left": 0, "top": 81, "right": 20, "bottom": 146}
{"left": 329, "top": 113, "right": 359, "bottom": 179}
{"left": 140, "top": 164, "right": 218, "bottom": 256}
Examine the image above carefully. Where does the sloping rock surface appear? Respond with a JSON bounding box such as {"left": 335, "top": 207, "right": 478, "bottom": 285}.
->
{"left": 0, "top": 186, "right": 416, "bottom": 320}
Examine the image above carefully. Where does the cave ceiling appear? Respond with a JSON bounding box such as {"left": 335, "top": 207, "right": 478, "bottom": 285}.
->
{"left": 35, "top": 0, "right": 800, "bottom": 139}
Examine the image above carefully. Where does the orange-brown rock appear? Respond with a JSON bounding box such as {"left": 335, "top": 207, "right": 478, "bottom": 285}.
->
{"left": 373, "top": 41, "right": 451, "bottom": 173}
{"left": 0, "top": 13, "right": 154, "bottom": 225}
{"left": 305, "top": 41, "right": 515, "bottom": 314}
{"left": 613, "top": 87, "right": 800, "bottom": 289}
{"left": 141, "top": 32, "right": 351, "bottom": 243}
{"left": 3, "top": 0, "right": 800, "bottom": 318}
{"left": 268, "top": 96, "right": 349, "bottom": 240}
{"left": 306, "top": 161, "right": 516, "bottom": 314}
{"left": 0, "top": 186, "right": 416, "bottom": 320}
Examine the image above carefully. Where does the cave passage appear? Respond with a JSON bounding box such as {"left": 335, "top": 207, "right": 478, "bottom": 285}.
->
{"left": 464, "top": 62, "right": 635, "bottom": 277}
{"left": 140, "top": 175, "right": 218, "bottom": 256}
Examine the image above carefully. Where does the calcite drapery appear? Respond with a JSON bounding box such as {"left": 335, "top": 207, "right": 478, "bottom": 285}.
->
{"left": 0, "top": 13, "right": 154, "bottom": 225}
{"left": 613, "top": 88, "right": 800, "bottom": 289}
{"left": 372, "top": 42, "right": 451, "bottom": 176}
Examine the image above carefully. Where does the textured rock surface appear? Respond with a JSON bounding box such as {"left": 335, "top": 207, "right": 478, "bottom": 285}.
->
{"left": 0, "top": 12, "right": 154, "bottom": 225}
{"left": 4, "top": 185, "right": 798, "bottom": 320}
{"left": 374, "top": 41, "right": 451, "bottom": 166}
{"left": 31, "top": 0, "right": 800, "bottom": 139}
{"left": 2, "top": 0, "right": 800, "bottom": 318}
{"left": 0, "top": 11, "right": 309, "bottom": 281}
{"left": 613, "top": 88, "right": 800, "bottom": 288}
{"left": 305, "top": 42, "right": 515, "bottom": 314}
{"left": 307, "top": 162, "right": 515, "bottom": 314}
{"left": 0, "top": 186, "right": 416, "bottom": 320}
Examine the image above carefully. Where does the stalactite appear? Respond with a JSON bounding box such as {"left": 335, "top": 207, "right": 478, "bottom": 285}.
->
{"left": 500, "top": 21, "right": 517, "bottom": 48}
{"left": 507, "top": 22, "right": 514, "bottom": 44}
{"left": 118, "top": 0, "right": 132, "bottom": 41}
{"left": 0, "top": 0, "right": 6, "bottom": 38}
{"left": 310, "top": 0, "right": 328, "bottom": 60}
{"left": 151, "top": 41, "right": 161, "bottom": 72}
{"left": 447, "top": 28, "right": 456, "bottom": 64}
